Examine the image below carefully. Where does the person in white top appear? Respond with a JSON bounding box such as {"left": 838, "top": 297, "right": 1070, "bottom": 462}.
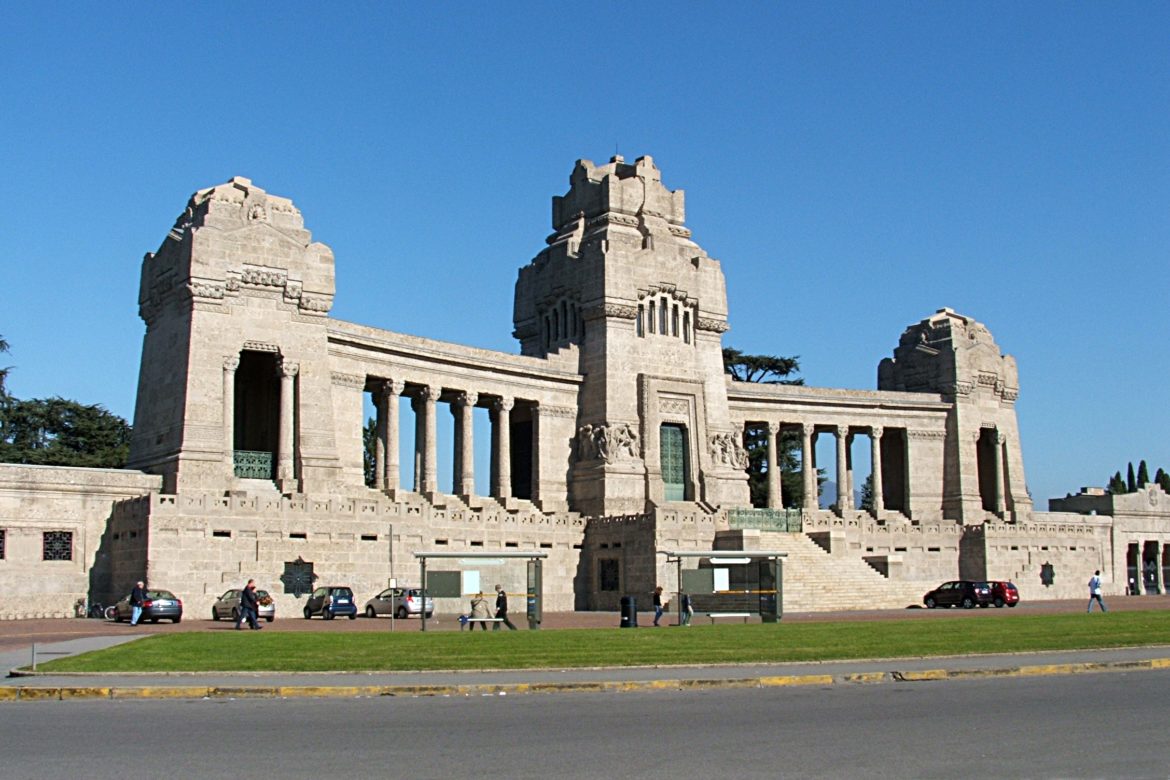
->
{"left": 1087, "top": 570, "right": 1107, "bottom": 613}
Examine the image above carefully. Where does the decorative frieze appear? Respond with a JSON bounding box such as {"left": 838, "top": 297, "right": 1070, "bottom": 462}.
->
{"left": 576, "top": 423, "right": 640, "bottom": 462}
{"left": 330, "top": 372, "right": 365, "bottom": 389}
{"left": 709, "top": 432, "right": 749, "bottom": 469}
{"left": 695, "top": 317, "right": 729, "bottom": 333}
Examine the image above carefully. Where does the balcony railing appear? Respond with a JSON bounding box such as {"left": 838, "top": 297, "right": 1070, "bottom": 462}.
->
{"left": 727, "top": 507, "right": 803, "bottom": 533}
{"left": 234, "top": 449, "right": 274, "bottom": 480}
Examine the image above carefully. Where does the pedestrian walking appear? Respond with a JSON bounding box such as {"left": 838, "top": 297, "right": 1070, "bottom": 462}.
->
{"left": 493, "top": 584, "right": 518, "bottom": 630}
{"left": 653, "top": 585, "right": 665, "bottom": 627}
{"left": 236, "top": 579, "right": 262, "bottom": 630}
{"left": 1087, "top": 570, "right": 1107, "bottom": 613}
{"left": 680, "top": 592, "right": 693, "bottom": 626}
{"left": 129, "top": 580, "right": 146, "bottom": 626}
{"left": 469, "top": 592, "right": 492, "bottom": 630}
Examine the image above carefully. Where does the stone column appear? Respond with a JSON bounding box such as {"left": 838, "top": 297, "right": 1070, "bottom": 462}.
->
{"left": 994, "top": 432, "right": 1007, "bottom": 517}
{"left": 801, "top": 423, "right": 816, "bottom": 511}
{"left": 766, "top": 422, "right": 781, "bottom": 510}
{"left": 222, "top": 356, "right": 239, "bottom": 476}
{"left": 277, "top": 360, "right": 299, "bottom": 487}
{"left": 420, "top": 385, "right": 440, "bottom": 494}
{"left": 377, "top": 380, "right": 404, "bottom": 491}
{"left": 870, "top": 426, "right": 884, "bottom": 518}
{"left": 835, "top": 425, "right": 848, "bottom": 515}
{"left": 844, "top": 431, "right": 855, "bottom": 511}
{"left": 492, "top": 397, "right": 513, "bottom": 500}
{"left": 455, "top": 391, "right": 478, "bottom": 497}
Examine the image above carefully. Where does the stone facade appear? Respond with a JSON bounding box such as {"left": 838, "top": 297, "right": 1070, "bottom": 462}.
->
{"left": 1, "top": 156, "right": 1166, "bottom": 620}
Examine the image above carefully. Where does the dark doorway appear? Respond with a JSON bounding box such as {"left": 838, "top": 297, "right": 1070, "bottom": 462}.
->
{"left": 510, "top": 417, "right": 533, "bottom": 500}
{"left": 976, "top": 428, "right": 999, "bottom": 513}
{"left": 660, "top": 423, "right": 688, "bottom": 501}
{"left": 233, "top": 351, "right": 280, "bottom": 479}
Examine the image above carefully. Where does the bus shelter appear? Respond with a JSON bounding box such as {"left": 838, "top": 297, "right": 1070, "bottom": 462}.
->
{"left": 658, "top": 550, "right": 788, "bottom": 624}
{"left": 413, "top": 550, "right": 549, "bottom": 631}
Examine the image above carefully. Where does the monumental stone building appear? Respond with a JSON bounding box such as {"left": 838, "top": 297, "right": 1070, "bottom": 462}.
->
{"left": 2, "top": 155, "right": 1168, "bottom": 619}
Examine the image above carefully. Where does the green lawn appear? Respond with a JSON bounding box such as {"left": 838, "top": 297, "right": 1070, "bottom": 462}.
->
{"left": 37, "top": 612, "right": 1170, "bottom": 674}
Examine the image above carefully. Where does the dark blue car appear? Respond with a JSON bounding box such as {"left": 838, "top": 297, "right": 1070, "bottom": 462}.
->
{"left": 303, "top": 586, "right": 358, "bottom": 620}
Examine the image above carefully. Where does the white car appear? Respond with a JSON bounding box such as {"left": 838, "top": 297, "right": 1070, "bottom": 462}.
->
{"left": 364, "top": 587, "right": 433, "bottom": 618}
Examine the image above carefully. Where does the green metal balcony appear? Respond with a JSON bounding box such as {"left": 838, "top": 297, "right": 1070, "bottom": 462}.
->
{"left": 727, "top": 507, "right": 803, "bottom": 533}
{"left": 233, "top": 449, "right": 275, "bottom": 480}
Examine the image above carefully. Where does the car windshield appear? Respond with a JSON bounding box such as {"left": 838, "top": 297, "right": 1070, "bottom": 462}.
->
{"left": 331, "top": 589, "right": 353, "bottom": 598}
{"left": 257, "top": 590, "right": 270, "bottom": 599}
{"left": 148, "top": 590, "right": 176, "bottom": 600}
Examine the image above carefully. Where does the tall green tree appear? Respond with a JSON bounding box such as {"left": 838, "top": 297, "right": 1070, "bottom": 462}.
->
{"left": 1137, "top": 460, "right": 1150, "bottom": 488}
{"left": 0, "top": 397, "right": 131, "bottom": 468}
{"left": 723, "top": 347, "right": 811, "bottom": 508}
{"left": 362, "top": 416, "right": 376, "bottom": 487}
{"left": 0, "top": 334, "right": 10, "bottom": 402}
{"left": 1107, "top": 471, "right": 1127, "bottom": 495}
{"left": 1126, "top": 462, "right": 1136, "bottom": 492}
{"left": 859, "top": 473, "right": 875, "bottom": 512}
{"left": 1158, "top": 469, "right": 1170, "bottom": 494}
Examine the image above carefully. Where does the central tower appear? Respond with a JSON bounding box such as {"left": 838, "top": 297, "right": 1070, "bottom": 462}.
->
{"left": 514, "top": 155, "right": 749, "bottom": 515}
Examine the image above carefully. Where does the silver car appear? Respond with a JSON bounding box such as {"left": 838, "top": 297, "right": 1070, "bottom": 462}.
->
{"left": 364, "top": 587, "right": 433, "bottom": 619}
{"left": 212, "top": 588, "right": 275, "bottom": 623}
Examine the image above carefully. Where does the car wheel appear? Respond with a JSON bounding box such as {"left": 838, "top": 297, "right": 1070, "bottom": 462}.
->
{"left": 365, "top": 606, "right": 377, "bottom": 618}
{"left": 304, "top": 607, "right": 312, "bottom": 620}
{"left": 993, "top": 598, "right": 1005, "bottom": 608}
{"left": 173, "top": 617, "right": 181, "bottom": 624}
{"left": 348, "top": 613, "right": 356, "bottom": 620}
{"left": 962, "top": 597, "right": 974, "bottom": 609}
{"left": 231, "top": 607, "right": 240, "bottom": 623}
{"left": 1008, "top": 602, "right": 1018, "bottom": 608}
{"left": 212, "top": 608, "right": 220, "bottom": 621}
{"left": 925, "top": 597, "right": 936, "bottom": 609}
{"left": 396, "top": 606, "right": 408, "bottom": 619}
{"left": 265, "top": 616, "right": 274, "bottom": 623}
{"left": 324, "top": 609, "right": 334, "bottom": 621}
{"left": 425, "top": 612, "right": 433, "bottom": 619}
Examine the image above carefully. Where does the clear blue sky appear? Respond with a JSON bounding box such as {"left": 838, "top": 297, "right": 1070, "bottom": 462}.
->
{"left": 2, "top": 3, "right": 1167, "bottom": 505}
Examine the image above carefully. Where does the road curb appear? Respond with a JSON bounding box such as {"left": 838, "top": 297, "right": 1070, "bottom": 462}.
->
{"left": 3, "top": 657, "right": 1168, "bottom": 702}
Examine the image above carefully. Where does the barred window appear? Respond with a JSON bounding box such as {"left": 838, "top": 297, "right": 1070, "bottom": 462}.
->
{"left": 43, "top": 531, "right": 73, "bottom": 561}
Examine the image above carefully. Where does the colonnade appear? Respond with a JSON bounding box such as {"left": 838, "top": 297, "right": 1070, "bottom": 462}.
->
{"left": 371, "top": 380, "right": 523, "bottom": 501}
{"left": 1128, "top": 540, "right": 1168, "bottom": 595}
{"left": 758, "top": 422, "right": 893, "bottom": 518}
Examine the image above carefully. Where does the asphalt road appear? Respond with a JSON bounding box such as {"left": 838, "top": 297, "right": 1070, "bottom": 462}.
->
{"left": 4, "top": 670, "right": 1168, "bottom": 779}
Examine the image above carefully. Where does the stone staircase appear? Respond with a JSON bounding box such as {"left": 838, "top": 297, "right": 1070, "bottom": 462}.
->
{"left": 754, "top": 531, "right": 929, "bottom": 612}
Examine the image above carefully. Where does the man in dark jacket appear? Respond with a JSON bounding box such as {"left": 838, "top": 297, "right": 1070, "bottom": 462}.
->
{"left": 493, "top": 584, "right": 517, "bottom": 631}
{"left": 237, "top": 579, "right": 262, "bottom": 630}
{"left": 129, "top": 581, "right": 146, "bottom": 626}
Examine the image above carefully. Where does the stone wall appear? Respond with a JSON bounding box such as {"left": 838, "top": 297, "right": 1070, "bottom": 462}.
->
{"left": 0, "top": 464, "right": 160, "bottom": 619}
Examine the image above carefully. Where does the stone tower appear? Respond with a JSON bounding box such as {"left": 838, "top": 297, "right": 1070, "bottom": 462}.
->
{"left": 128, "top": 177, "right": 341, "bottom": 494}
{"left": 878, "top": 308, "right": 1032, "bottom": 522}
{"left": 513, "top": 156, "right": 749, "bottom": 516}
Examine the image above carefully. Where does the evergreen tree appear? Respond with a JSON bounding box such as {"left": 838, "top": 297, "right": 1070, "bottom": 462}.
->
{"left": 1156, "top": 468, "right": 1170, "bottom": 494}
{"left": 1106, "top": 471, "right": 1127, "bottom": 495}
{"left": 1137, "top": 460, "right": 1150, "bottom": 488}
{"left": 1127, "top": 462, "right": 1136, "bottom": 492}
{"left": 859, "top": 473, "right": 875, "bottom": 512}
{"left": 362, "top": 416, "right": 376, "bottom": 487}
{"left": 723, "top": 347, "right": 810, "bottom": 507}
{"left": 0, "top": 334, "right": 11, "bottom": 404}
{"left": 0, "top": 397, "right": 131, "bottom": 468}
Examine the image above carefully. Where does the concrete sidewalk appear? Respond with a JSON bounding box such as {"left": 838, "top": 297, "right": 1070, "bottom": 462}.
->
{"left": 5, "top": 640, "right": 1170, "bottom": 701}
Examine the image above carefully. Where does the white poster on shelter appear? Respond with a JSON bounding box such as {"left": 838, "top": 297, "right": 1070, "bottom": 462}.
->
{"left": 713, "top": 567, "right": 730, "bottom": 592}
{"left": 462, "top": 570, "right": 481, "bottom": 595}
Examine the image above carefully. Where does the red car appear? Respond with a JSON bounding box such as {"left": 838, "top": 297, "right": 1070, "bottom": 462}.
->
{"left": 987, "top": 581, "right": 1020, "bottom": 608}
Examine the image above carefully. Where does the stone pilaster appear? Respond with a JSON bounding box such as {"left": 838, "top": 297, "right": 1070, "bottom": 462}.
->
{"left": 277, "top": 360, "right": 299, "bottom": 491}
{"left": 222, "top": 356, "right": 238, "bottom": 478}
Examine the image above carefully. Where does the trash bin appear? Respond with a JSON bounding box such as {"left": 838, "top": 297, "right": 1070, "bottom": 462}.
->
{"left": 620, "top": 595, "right": 637, "bottom": 628}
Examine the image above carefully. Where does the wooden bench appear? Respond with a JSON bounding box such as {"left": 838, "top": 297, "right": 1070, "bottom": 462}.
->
{"left": 706, "top": 612, "right": 752, "bottom": 624}
{"left": 459, "top": 616, "right": 505, "bottom": 631}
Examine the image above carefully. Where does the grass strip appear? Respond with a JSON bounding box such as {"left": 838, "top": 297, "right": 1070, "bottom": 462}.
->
{"left": 38, "top": 612, "right": 1170, "bottom": 674}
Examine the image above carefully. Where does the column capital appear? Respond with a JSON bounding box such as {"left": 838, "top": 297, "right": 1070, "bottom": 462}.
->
{"left": 767, "top": 421, "right": 782, "bottom": 435}
{"left": 223, "top": 356, "right": 240, "bottom": 372}
{"left": 871, "top": 425, "right": 884, "bottom": 439}
{"left": 378, "top": 379, "right": 405, "bottom": 397}
{"left": 494, "top": 397, "right": 515, "bottom": 413}
{"left": 801, "top": 422, "right": 815, "bottom": 437}
{"left": 456, "top": 391, "right": 479, "bottom": 408}
{"left": 279, "top": 360, "right": 299, "bottom": 378}
{"left": 422, "top": 385, "right": 442, "bottom": 403}
{"left": 995, "top": 431, "right": 1008, "bottom": 445}
{"left": 835, "top": 424, "right": 849, "bottom": 438}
